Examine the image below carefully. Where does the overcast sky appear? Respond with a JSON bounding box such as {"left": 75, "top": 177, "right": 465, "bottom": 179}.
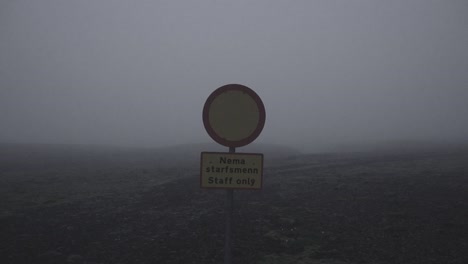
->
{"left": 1, "top": 0, "right": 467, "bottom": 151}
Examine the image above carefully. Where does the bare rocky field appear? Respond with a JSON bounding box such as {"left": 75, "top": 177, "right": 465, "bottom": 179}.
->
{"left": 1, "top": 144, "right": 468, "bottom": 263}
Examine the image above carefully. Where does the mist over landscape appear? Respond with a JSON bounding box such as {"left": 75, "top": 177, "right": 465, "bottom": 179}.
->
{"left": 1, "top": 0, "right": 467, "bottom": 152}
{"left": 2, "top": 1, "right": 468, "bottom": 264}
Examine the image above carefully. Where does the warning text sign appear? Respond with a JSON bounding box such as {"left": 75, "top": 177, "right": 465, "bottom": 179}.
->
{"left": 200, "top": 152, "right": 263, "bottom": 189}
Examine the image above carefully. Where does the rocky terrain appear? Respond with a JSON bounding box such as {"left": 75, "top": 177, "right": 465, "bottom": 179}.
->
{"left": 1, "top": 144, "right": 467, "bottom": 263}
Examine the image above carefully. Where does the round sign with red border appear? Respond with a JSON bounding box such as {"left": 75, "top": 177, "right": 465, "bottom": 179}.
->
{"left": 203, "top": 84, "right": 266, "bottom": 148}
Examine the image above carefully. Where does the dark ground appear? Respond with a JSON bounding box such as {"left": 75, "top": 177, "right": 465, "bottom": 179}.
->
{"left": 1, "top": 145, "right": 468, "bottom": 263}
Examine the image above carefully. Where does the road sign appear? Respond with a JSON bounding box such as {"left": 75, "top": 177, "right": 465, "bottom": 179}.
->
{"left": 203, "top": 84, "right": 266, "bottom": 148}
{"left": 200, "top": 152, "right": 263, "bottom": 189}
{"left": 201, "top": 84, "right": 266, "bottom": 264}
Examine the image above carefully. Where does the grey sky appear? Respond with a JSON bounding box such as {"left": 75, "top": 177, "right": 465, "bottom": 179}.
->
{"left": 1, "top": 0, "right": 467, "bottom": 151}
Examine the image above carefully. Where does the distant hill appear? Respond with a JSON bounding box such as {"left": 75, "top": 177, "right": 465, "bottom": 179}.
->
{"left": 300, "top": 140, "right": 468, "bottom": 154}
{"left": 0, "top": 142, "right": 301, "bottom": 168}
{"left": 369, "top": 140, "right": 468, "bottom": 153}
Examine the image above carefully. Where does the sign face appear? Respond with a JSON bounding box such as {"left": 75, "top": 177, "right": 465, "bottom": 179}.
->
{"left": 203, "top": 84, "right": 266, "bottom": 148}
{"left": 200, "top": 152, "right": 263, "bottom": 189}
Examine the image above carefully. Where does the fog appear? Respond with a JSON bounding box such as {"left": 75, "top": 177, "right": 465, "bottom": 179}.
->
{"left": 1, "top": 0, "right": 467, "bottom": 152}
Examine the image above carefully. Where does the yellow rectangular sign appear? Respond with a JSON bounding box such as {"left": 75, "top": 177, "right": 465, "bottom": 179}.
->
{"left": 200, "top": 152, "right": 263, "bottom": 189}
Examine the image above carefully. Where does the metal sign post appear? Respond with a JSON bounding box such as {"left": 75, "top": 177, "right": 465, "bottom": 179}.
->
{"left": 224, "top": 146, "right": 235, "bottom": 264}
{"left": 201, "top": 84, "right": 266, "bottom": 264}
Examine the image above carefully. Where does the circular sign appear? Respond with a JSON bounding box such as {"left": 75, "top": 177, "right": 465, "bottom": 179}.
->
{"left": 203, "top": 84, "right": 266, "bottom": 148}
